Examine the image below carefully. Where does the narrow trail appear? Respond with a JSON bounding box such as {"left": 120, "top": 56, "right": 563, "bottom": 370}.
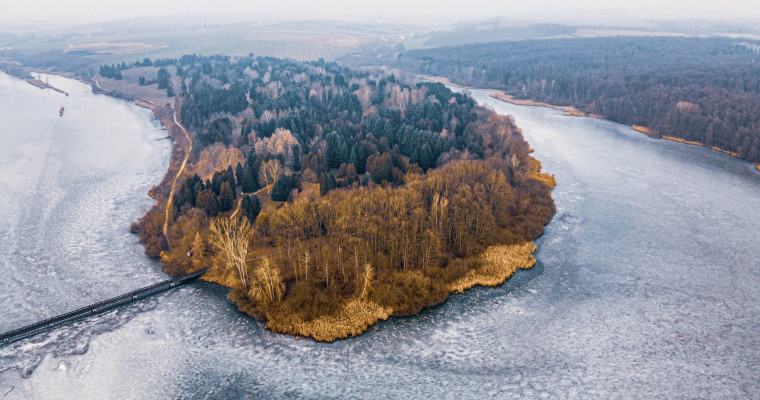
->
{"left": 91, "top": 77, "right": 104, "bottom": 91}
{"left": 231, "top": 186, "right": 267, "bottom": 218}
{"left": 230, "top": 197, "right": 243, "bottom": 218}
{"left": 163, "top": 110, "right": 192, "bottom": 245}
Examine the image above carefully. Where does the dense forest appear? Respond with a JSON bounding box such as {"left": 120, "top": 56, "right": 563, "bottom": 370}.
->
{"left": 122, "top": 54, "right": 555, "bottom": 340}
{"left": 394, "top": 37, "right": 760, "bottom": 163}
{"left": 0, "top": 49, "right": 96, "bottom": 76}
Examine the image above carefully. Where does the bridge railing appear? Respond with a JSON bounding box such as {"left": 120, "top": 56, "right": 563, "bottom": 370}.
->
{"left": 0, "top": 268, "right": 208, "bottom": 346}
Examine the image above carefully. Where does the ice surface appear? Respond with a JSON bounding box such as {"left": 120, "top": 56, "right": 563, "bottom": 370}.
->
{"left": 1, "top": 77, "right": 759, "bottom": 398}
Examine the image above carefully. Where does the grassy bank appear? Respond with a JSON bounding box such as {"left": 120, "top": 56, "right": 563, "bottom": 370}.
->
{"left": 224, "top": 242, "right": 538, "bottom": 342}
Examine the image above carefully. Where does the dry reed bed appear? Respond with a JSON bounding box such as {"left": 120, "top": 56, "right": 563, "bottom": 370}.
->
{"left": 226, "top": 241, "right": 537, "bottom": 342}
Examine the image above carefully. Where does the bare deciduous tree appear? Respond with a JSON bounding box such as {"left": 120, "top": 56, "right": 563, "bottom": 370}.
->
{"left": 258, "top": 159, "right": 282, "bottom": 191}
{"left": 301, "top": 250, "right": 310, "bottom": 282}
{"left": 248, "top": 257, "right": 285, "bottom": 305}
{"left": 194, "top": 143, "right": 245, "bottom": 179}
{"left": 209, "top": 216, "right": 253, "bottom": 289}
{"left": 359, "top": 264, "right": 373, "bottom": 300}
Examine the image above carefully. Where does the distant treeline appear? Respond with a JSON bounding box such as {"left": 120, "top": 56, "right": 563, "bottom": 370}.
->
{"left": 422, "top": 23, "right": 576, "bottom": 48}
{"left": 98, "top": 62, "right": 129, "bottom": 79}
{"left": 0, "top": 49, "right": 95, "bottom": 73}
{"left": 395, "top": 37, "right": 760, "bottom": 163}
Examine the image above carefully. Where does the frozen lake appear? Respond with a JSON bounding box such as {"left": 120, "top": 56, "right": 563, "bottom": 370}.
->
{"left": 1, "top": 74, "right": 759, "bottom": 398}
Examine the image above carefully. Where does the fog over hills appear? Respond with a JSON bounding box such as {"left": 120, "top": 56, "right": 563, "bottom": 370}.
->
{"left": 1, "top": 9, "right": 759, "bottom": 66}
{"left": 1, "top": 0, "right": 759, "bottom": 26}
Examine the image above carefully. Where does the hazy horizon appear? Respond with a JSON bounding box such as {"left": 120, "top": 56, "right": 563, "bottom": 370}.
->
{"left": 2, "top": 0, "right": 759, "bottom": 27}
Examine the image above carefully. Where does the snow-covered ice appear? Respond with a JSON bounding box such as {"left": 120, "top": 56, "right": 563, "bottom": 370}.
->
{"left": 1, "top": 76, "right": 759, "bottom": 399}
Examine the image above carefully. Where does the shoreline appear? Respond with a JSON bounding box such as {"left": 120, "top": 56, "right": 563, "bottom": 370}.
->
{"left": 498, "top": 92, "right": 758, "bottom": 169}
{"left": 416, "top": 74, "right": 599, "bottom": 117}
{"left": 16, "top": 70, "right": 186, "bottom": 194}
{"left": 7, "top": 68, "right": 183, "bottom": 204}
{"left": 42, "top": 69, "right": 194, "bottom": 255}
{"left": 25, "top": 77, "right": 69, "bottom": 96}
{"left": 225, "top": 242, "right": 539, "bottom": 342}
{"left": 78, "top": 76, "right": 189, "bottom": 202}
{"left": 487, "top": 91, "right": 605, "bottom": 118}
{"left": 418, "top": 74, "right": 760, "bottom": 172}
{"left": 659, "top": 135, "right": 747, "bottom": 161}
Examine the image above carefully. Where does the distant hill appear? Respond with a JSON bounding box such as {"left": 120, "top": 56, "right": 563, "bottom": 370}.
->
{"left": 419, "top": 22, "right": 576, "bottom": 48}
{"left": 0, "top": 19, "right": 415, "bottom": 68}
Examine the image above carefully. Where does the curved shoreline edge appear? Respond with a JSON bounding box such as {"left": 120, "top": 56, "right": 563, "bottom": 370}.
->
{"left": 419, "top": 74, "right": 760, "bottom": 172}
{"left": 25, "top": 77, "right": 69, "bottom": 96}
{"left": 227, "top": 242, "right": 539, "bottom": 342}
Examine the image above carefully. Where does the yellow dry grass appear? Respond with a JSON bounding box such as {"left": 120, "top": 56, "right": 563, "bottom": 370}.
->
{"left": 661, "top": 135, "right": 742, "bottom": 158}
{"left": 710, "top": 146, "right": 741, "bottom": 158}
{"left": 632, "top": 125, "right": 653, "bottom": 135}
{"left": 661, "top": 135, "right": 702, "bottom": 146}
{"left": 490, "top": 92, "right": 579, "bottom": 114}
{"left": 564, "top": 110, "right": 587, "bottom": 117}
{"left": 202, "top": 266, "right": 245, "bottom": 290}
{"left": 225, "top": 241, "right": 540, "bottom": 341}
{"left": 531, "top": 172, "right": 557, "bottom": 189}
{"left": 449, "top": 242, "right": 536, "bottom": 293}
{"left": 265, "top": 299, "right": 393, "bottom": 342}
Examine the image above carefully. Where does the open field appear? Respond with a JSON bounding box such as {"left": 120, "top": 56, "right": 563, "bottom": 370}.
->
{"left": 65, "top": 41, "right": 169, "bottom": 55}
{"left": 573, "top": 28, "right": 687, "bottom": 38}
{"left": 1, "top": 20, "right": 409, "bottom": 65}
{"left": 91, "top": 75, "right": 172, "bottom": 106}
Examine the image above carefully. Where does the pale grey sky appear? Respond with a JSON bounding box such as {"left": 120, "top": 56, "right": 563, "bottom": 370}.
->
{"left": 2, "top": 0, "right": 758, "bottom": 25}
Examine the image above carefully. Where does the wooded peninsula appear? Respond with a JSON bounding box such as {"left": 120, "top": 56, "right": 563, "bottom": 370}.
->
{"left": 104, "top": 55, "right": 557, "bottom": 341}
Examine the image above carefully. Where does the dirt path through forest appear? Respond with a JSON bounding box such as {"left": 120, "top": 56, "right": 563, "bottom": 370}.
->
{"left": 163, "top": 111, "right": 192, "bottom": 245}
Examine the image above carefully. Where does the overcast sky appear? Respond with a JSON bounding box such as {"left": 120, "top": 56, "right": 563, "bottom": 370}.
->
{"left": 2, "top": 0, "right": 758, "bottom": 25}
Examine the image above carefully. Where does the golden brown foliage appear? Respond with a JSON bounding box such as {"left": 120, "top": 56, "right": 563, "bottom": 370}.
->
{"left": 228, "top": 155, "right": 555, "bottom": 336}
{"left": 132, "top": 203, "right": 167, "bottom": 258}
{"left": 156, "top": 92, "right": 556, "bottom": 341}
{"left": 229, "top": 290, "right": 392, "bottom": 342}
{"left": 632, "top": 125, "right": 653, "bottom": 135}
{"left": 169, "top": 151, "right": 555, "bottom": 341}
{"left": 209, "top": 216, "right": 255, "bottom": 289}
{"left": 269, "top": 298, "right": 391, "bottom": 342}
{"left": 160, "top": 208, "right": 209, "bottom": 274}
{"left": 248, "top": 257, "right": 285, "bottom": 305}
{"left": 194, "top": 143, "right": 245, "bottom": 180}
{"left": 449, "top": 242, "right": 536, "bottom": 293}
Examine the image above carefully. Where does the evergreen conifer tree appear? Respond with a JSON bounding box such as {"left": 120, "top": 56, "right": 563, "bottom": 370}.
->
{"left": 242, "top": 195, "right": 261, "bottom": 223}
{"left": 271, "top": 175, "right": 294, "bottom": 202}
{"left": 196, "top": 189, "right": 220, "bottom": 217}
{"left": 235, "top": 162, "right": 244, "bottom": 187}
{"left": 291, "top": 144, "right": 301, "bottom": 171}
{"left": 242, "top": 163, "right": 259, "bottom": 193}
{"left": 219, "top": 181, "right": 235, "bottom": 211}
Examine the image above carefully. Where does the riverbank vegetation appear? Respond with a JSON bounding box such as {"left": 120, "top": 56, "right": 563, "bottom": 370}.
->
{"left": 394, "top": 37, "right": 760, "bottom": 164}
{"left": 117, "top": 55, "right": 554, "bottom": 340}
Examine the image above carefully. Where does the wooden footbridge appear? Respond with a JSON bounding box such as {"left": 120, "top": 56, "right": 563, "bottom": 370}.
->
{"left": 0, "top": 269, "right": 208, "bottom": 346}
